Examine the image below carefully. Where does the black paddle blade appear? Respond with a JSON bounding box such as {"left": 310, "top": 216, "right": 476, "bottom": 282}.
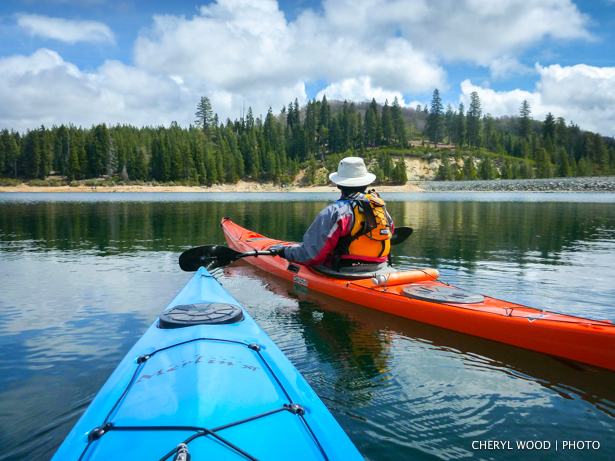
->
{"left": 179, "top": 245, "right": 243, "bottom": 272}
{"left": 390, "top": 226, "right": 413, "bottom": 246}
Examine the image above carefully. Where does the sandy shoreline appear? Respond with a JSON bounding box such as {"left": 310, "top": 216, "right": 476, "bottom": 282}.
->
{"left": 0, "top": 181, "right": 424, "bottom": 194}
{"left": 4, "top": 176, "right": 614, "bottom": 194}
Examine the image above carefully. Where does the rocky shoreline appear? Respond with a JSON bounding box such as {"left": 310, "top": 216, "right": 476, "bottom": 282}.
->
{"left": 418, "top": 176, "right": 615, "bottom": 193}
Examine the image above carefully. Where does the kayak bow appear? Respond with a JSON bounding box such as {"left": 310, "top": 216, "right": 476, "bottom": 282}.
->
{"left": 53, "top": 268, "right": 364, "bottom": 461}
{"left": 221, "top": 218, "right": 615, "bottom": 372}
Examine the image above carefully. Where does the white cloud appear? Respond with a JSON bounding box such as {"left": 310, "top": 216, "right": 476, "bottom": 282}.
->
{"left": 393, "top": 0, "right": 592, "bottom": 63}
{"left": 460, "top": 63, "right": 615, "bottom": 135}
{"left": 317, "top": 76, "right": 409, "bottom": 105}
{"left": 0, "top": 48, "right": 308, "bottom": 131}
{"left": 0, "top": 49, "right": 190, "bottom": 131}
{"left": 489, "top": 56, "right": 536, "bottom": 80}
{"left": 0, "top": 0, "right": 601, "bottom": 132}
{"left": 460, "top": 80, "right": 541, "bottom": 117}
{"left": 17, "top": 13, "right": 115, "bottom": 44}
{"left": 133, "top": 0, "right": 447, "bottom": 105}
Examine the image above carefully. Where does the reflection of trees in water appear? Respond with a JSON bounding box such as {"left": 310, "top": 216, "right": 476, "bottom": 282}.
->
{"left": 387, "top": 201, "right": 615, "bottom": 267}
{"left": 1, "top": 200, "right": 614, "bottom": 266}
{"left": 0, "top": 201, "right": 323, "bottom": 254}
{"left": 226, "top": 263, "right": 392, "bottom": 407}
{"left": 291, "top": 300, "right": 391, "bottom": 405}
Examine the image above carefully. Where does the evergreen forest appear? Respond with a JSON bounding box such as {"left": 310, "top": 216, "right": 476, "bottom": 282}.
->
{"left": 1, "top": 91, "right": 614, "bottom": 187}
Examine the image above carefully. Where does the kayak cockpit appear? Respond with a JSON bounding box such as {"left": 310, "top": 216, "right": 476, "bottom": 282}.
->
{"left": 309, "top": 262, "right": 397, "bottom": 280}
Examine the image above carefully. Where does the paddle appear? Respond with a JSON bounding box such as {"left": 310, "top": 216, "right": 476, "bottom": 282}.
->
{"left": 179, "top": 245, "right": 273, "bottom": 272}
{"left": 390, "top": 226, "right": 413, "bottom": 246}
{"left": 179, "top": 227, "right": 414, "bottom": 271}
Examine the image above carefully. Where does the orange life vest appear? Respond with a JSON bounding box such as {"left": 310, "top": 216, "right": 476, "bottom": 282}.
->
{"left": 335, "top": 191, "right": 391, "bottom": 261}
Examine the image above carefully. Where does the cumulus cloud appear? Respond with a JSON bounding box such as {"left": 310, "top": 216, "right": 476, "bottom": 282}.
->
{"left": 460, "top": 63, "right": 615, "bottom": 135}
{"left": 16, "top": 13, "right": 115, "bottom": 44}
{"left": 489, "top": 56, "right": 536, "bottom": 80}
{"left": 0, "top": 0, "right": 602, "bottom": 131}
{"left": 132, "top": 0, "right": 593, "bottom": 105}
{"left": 316, "top": 77, "right": 409, "bottom": 105}
{"left": 133, "top": 0, "right": 446, "bottom": 106}
{"left": 404, "top": 0, "right": 591, "bottom": 63}
{"left": 0, "top": 49, "right": 190, "bottom": 131}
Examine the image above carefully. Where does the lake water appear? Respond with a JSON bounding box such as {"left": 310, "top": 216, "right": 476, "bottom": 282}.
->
{"left": 1, "top": 192, "right": 615, "bottom": 460}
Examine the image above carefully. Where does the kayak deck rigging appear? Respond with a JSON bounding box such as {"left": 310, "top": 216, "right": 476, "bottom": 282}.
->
{"left": 344, "top": 279, "right": 614, "bottom": 327}
{"left": 78, "top": 337, "right": 329, "bottom": 461}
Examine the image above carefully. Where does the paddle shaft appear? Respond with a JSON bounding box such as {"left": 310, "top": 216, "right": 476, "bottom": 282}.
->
{"left": 239, "top": 250, "right": 274, "bottom": 258}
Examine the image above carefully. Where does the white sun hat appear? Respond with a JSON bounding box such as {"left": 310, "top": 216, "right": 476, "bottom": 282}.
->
{"left": 329, "top": 157, "right": 376, "bottom": 187}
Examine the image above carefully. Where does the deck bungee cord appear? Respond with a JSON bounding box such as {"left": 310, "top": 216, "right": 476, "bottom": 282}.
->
{"left": 342, "top": 279, "right": 615, "bottom": 326}
{"left": 77, "top": 338, "right": 329, "bottom": 461}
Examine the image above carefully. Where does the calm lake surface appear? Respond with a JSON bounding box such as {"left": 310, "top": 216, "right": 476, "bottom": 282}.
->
{"left": 1, "top": 192, "right": 615, "bottom": 461}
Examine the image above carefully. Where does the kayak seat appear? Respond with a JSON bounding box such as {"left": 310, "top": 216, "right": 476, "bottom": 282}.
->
{"left": 311, "top": 262, "right": 397, "bottom": 280}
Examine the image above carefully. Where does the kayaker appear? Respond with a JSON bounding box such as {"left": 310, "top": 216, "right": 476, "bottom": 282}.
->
{"left": 269, "top": 157, "right": 394, "bottom": 271}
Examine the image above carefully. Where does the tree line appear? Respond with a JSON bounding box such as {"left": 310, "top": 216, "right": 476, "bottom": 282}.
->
{"left": 426, "top": 89, "right": 615, "bottom": 180}
{"left": 1, "top": 92, "right": 614, "bottom": 185}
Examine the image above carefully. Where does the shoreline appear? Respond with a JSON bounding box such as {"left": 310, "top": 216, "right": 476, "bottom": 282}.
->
{"left": 0, "top": 180, "right": 423, "bottom": 194}
{"left": 2, "top": 176, "right": 615, "bottom": 193}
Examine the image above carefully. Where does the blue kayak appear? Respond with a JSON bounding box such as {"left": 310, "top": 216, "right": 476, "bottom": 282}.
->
{"left": 53, "top": 268, "right": 364, "bottom": 460}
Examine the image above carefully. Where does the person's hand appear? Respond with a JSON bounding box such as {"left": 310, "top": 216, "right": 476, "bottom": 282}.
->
{"left": 268, "top": 244, "right": 286, "bottom": 258}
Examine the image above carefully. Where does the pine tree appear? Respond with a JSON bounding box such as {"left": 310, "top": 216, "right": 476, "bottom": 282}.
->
{"left": 306, "top": 155, "right": 317, "bottom": 185}
{"left": 195, "top": 97, "right": 214, "bottom": 134}
{"left": 426, "top": 89, "right": 444, "bottom": 146}
{"left": 555, "top": 117, "right": 568, "bottom": 148}
{"left": 377, "top": 152, "right": 394, "bottom": 181}
{"left": 593, "top": 134, "right": 610, "bottom": 174}
{"left": 501, "top": 158, "right": 514, "bottom": 179}
{"left": 519, "top": 100, "right": 532, "bottom": 141}
{"left": 445, "top": 104, "right": 454, "bottom": 145}
{"left": 483, "top": 115, "right": 497, "bottom": 151}
{"left": 478, "top": 156, "right": 497, "bottom": 180}
{"left": 22, "top": 130, "right": 41, "bottom": 179}
{"left": 463, "top": 153, "right": 477, "bottom": 179}
{"left": 1, "top": 129, "right": 20, "bottom": 178}
{"left": 511, "top": 160, "right": 521, "bottom": 179}
{"left": 391, "top": 96, "right": 406, "bottom": 148}
{"left": 455, "top": 102, "right": 466, "bottom": 147}
{"left": 557, "top": 149, "right": 572, "bottom": 177}
{"left": 368, "top": 98, "right": 381, "bottom": 146}
{"left": 78, "top": 144, "right": 87, "bottom": 180}
{"left": 318, "top": 96, "right": 330, "bottom": 151}
{"left": 0, "top": 131, "right": 6, "bottom": 176}
{"left": 577, "top": 157, "right": 593, "bottom": 176}
{"left": 39, "top": 126, "right": 53, "bottom": 179}
{"left": 393, "top": 155, "right": 408, "bottom": 184}
{"left": 436, "top": 153, "right": 453, "bottom": 180}
{"left": 520, "top": 159, "right": 535, "bottom": 179}
{"left": 467, "top": 92, "right": 482, "bottom": 149}
{"left": 543, "top": 112, "right": 556, "bottom": 143}
{"left": 137, "top": 147, "right": 148, "bottom": 181}
{"left": 67, "top": 138, "right": 80, "bottom": 181}
{"left": 171, "top": 140, "right": 184, "bottom": 182}
{"left": 381, "top": 100, "right": 393, "bottom": 145}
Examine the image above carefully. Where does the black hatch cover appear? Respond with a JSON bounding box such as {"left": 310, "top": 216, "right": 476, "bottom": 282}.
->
{"left": 402, "top": 285, "right": 485, "bottom": 304}
{"left": 159, "top": 303, "right": 244, "bottom": 328}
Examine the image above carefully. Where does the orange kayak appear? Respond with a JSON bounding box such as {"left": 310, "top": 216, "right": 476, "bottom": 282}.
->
{"left": 221, "top": 218, "right": 615, "bottom": 371}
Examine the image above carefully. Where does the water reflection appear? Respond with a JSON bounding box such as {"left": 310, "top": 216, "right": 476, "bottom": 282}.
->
{"left": 2, "top": 199, "right": 614, "bottom": 262}
{"left": 1, "top": 194, "right": 615, "bottom": 461}
{"left": 224, "top": 262, "right": 615, "bottom": 460}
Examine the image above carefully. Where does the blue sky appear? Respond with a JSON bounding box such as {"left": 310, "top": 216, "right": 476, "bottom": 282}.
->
{"left": 1, "top": 0, "right": 614, "bottom": 134}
